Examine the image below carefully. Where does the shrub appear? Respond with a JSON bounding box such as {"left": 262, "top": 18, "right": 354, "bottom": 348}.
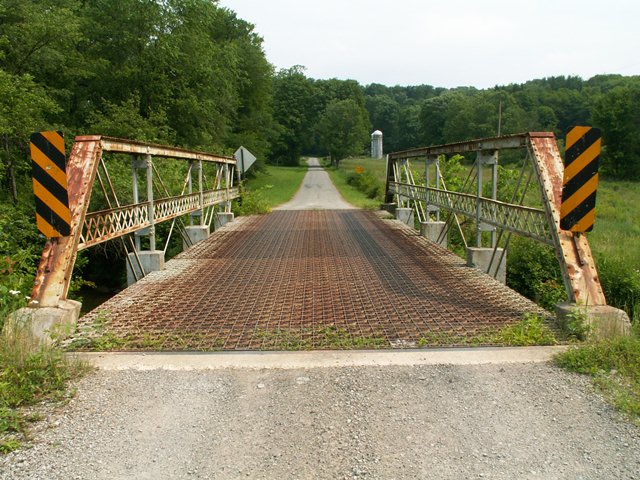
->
{"left": 346, "top": 168, "right": 384, "bottom": 200}
{"left": 596, "top": 256, "right": 640, "bottom": 322}
{"left": 507, "top": 236, "right": 566, "bottom": 310}
{"left": 233, "top": 186, "right": 272, "bottom": 216}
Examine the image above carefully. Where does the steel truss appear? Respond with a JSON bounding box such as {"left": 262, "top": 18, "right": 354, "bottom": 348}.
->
{"left": 386, "top": 132, "right": 606, "bottom": 305}
{"left": 30, "top": 136, "right": 239, "bottom": 307}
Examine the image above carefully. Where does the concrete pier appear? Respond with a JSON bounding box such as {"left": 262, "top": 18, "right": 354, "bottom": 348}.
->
{"left": 183, "top": 225, "right": 210, "bottom": 250}
{"left": 215, "top": 212, "right": 235, "bottom": 230}
{"left": 466, "top": 247, "right": 506, "bottom": 284}
{"left": 395, "top": 208, "right": 414, "bottom": 227}
{"left": 420, "top": 221, "right": 447, "bottom": 248}
{"left": 126, "top": 250, "right": 165, "bottom": 286}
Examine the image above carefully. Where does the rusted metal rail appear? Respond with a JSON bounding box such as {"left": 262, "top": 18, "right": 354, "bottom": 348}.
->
{"left": 30, "top": 136, "right": 239, "bottom": 308}
{"left": 386, "top": 132, "right": 606, "bottom": 306}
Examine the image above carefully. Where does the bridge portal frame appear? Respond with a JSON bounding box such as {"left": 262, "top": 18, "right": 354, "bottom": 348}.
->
{"left": 29, "top": 135, "right": 239, "bottom": 309}
{"left": 385, "top": 132, "right": 605, "bottom": 307}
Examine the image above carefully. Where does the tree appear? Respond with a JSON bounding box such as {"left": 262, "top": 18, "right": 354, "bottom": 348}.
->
{"left": 317, "top": 99, "right": 370, "bottom": 167}
{"left": 592, "top": 82, "right": 640, "bottom": 179}
{"left": 0, "top": 70, "right": 58, "bottom": 202}
{"left": 365, "top": 95, "right": 400, "bottom": 151}
{"left": 271, "top": 66, "right": 316, "bottom": 165}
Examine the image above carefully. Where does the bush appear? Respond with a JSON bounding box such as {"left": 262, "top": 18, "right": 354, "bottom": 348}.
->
{"left": 346, "top": 168, "right": 384, "bottom": 200}
{"left": 507, "top": 236, "right": 566, "bottom": 310}
{"left": 233, "top": 187, "right": 272, "bottom": 216}
{"left": 596, "top": 256, "right": 640, "bottom": 322}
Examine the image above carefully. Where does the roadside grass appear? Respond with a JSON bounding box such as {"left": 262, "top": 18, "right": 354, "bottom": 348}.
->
{"left": 554, "top": 324, "right": 640, "bottom": 424}
{"left": 324, "top": 157, "right": 386, "bottom": 209}
{"left": 66, "top": 310, "right": 224, "bottom": 351}
{"left": 254, "top": 325, "right": 388, "bottom": 350}
{"left": 234, "top": 165, "right": 308, "bottom": 215}
{"left": 0, "top": 313, "right": 90, "bottom": 453}
{"left": 417, "top": 313, "right": 558, "bottom": 347}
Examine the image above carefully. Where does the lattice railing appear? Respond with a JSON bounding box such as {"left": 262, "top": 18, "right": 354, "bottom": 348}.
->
{"left": 389, "top": 182, "right": 553, "bottom": 244}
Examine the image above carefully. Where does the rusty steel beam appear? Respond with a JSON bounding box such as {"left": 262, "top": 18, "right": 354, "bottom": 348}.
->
{"left": 75, "top": 135, "right": 235, "bottom": 164}
{"left": 527, "top": 135, "right": 606, "bottom": 305}
{"left": 31, "top": 138, "right": 103, "bottom": 307}
{"left": 388, "top": 133, "right": 550, "bottom": 161}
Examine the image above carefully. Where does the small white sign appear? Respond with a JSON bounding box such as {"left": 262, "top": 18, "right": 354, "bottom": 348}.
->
{"left": 234, "top": 146, "right": 257, "bottom": 174}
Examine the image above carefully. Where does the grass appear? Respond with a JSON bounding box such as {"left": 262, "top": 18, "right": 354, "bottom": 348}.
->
{"left": 324, "top": 157, "right": 387, "bottom": 209}
{"left": 554, "top": 325, "right": 640, "bottom": 424}
{"left": 417, "top": 313, "right": 558, "bottom": 347}
{"left": 255, "top": 325, "right": 388, "bottom": 350}
{"left": 0, "top": 313, "right": 90, "bottom": 453}
{"left": 66, "top": 310, "right": 224, "bottom": 351}
{"left": 234, "top": 164, "right": 308, "bottom": 215}
{"left": 588, "top": 180, "right": 640, "bottom": 266}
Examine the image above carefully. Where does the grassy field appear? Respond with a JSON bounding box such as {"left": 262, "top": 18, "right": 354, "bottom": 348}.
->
{"left": 324, "top": 157, "right": 386, "bottom": 209}
{"left": 589, "top": 181, "right": 640, "bottom": 266}
{"left": 234, "top": 165, "right": 308, "bottom": 214}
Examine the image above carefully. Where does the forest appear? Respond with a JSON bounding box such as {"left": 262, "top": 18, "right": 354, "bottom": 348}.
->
{"left": 1, "top": 0, "right": 640, "bottom": 308}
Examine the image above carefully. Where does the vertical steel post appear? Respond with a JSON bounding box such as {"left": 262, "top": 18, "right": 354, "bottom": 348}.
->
{"left": 476, "top": 156, "right": 483, "bottom": 247}
{"left": 145, "top": 154, "right": 155, "bottom": 251}
{"left": 491, "top": 157, "right": 498, "bottom": 248}
{"left": 435, "top": 157, "right": 442, "bottom": 222}
{"left": 132, "top": 157, "right": 141, "bottom": 251}
{"left": 224, "top": 163, "right": 231, "bottom": 213}
{"left": 188, "top": 161, "right": 194, "bottom": 226}
{"left": 198, "top": 160, "right": 204, "bottom": 225}
{"left": 425, "top": 158, "right": 430, "bottom": 221}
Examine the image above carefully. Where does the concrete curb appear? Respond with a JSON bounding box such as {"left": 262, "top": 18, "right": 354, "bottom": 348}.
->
{"left": 72, "top": 346, "right": 569, "bottom": 371}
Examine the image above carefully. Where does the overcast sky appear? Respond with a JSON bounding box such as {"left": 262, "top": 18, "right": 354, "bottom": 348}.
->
{"left": 219, "top": 0, "right": 640, "bottom": 89}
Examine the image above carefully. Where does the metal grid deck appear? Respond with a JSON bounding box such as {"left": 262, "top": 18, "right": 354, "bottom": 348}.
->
{"left": 73, "top": 210, "right": 548, "bottom": 350}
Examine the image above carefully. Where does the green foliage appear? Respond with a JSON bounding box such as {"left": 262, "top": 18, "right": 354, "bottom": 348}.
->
{"left": 559, "top": 307, "right": 592, "bottom": 342}
{"left": 416, "top": 314, "right": 556, "bottom": 347}
{"left": 493, "top": 313, "right": 557, "bottom": 346}
{"left": 324, "top": 158, "right": 385, "bottom": 210}
{"left": 0, "top": 317, "right": 89, "bottom": 451}
{"left": 596, "top": 257, "right": 640, "bottom": 321}
{"left": 555, "top": 334, "right": 640, "bottom": 421}
{"left": 271, "top": 66, "right": 316, "bottom": 165}
{"left": 255, "top": 325, "right": 387, "bottom": 350}
{"left": 346, "top": 168, "right": 383, "bottom": 200}
{"left": 233, "top": 165, "right": 307, "bottom": 214}
{"left": 438, "top": 154, "right": 466, "bottom": 191}
{"left": 507, "top": 237, "right": 566, "bottom": 311}
{"left": 0, "top": 204, "right": 42, "bottom": 314}
{"left": 592, "top": 82, "right": 640, "bottom": 179}
{"left": 234, "top": 187, "right": 272, "bottom": 216}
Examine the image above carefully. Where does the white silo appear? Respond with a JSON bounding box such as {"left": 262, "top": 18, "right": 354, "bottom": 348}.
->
{"left": 371, "top": 130, "right": 383, "bottom": 159}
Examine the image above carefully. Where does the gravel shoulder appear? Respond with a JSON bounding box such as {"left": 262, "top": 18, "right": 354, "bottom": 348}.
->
{"left": 3, "top": 362, "right": 639, "bottom": 480}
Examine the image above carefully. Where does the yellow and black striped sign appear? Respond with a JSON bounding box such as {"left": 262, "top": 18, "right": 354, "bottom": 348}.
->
{"left": 29, "top": 131, "right": 71, "bottom": 237}
{"left": 560, "top": 126, "right": 601, "bottom": 232}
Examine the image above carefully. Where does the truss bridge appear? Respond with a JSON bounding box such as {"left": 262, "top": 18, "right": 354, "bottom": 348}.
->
{"left": 22, "top": 133, "right": 630, "bottom": 350}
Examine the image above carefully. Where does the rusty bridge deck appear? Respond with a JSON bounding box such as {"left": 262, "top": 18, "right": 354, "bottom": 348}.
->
{"left": 73, "top": 210, "right": 547, "bottom": 351}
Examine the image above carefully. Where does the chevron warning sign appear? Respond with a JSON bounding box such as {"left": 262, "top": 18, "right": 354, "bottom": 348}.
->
{"left": 29, "top": 131, "right": 71, "bottom": 237}
{"left": 560, "top": 126, "right": 602, "bottom": 233}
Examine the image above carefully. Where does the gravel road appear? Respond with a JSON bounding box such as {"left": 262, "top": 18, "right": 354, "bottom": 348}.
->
{"left": 2, "top": 362, "right": 639, "bottom": 479}
{"left": 275, "top": 158, "right": 354, "bottom": 210}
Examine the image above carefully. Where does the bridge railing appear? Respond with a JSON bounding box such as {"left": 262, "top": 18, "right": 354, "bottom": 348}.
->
{"left": 30, "top": 135, "right": 239, "bottom": 309}
{"left": 385, "top": 132, "right": 606, "bottom": 307}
